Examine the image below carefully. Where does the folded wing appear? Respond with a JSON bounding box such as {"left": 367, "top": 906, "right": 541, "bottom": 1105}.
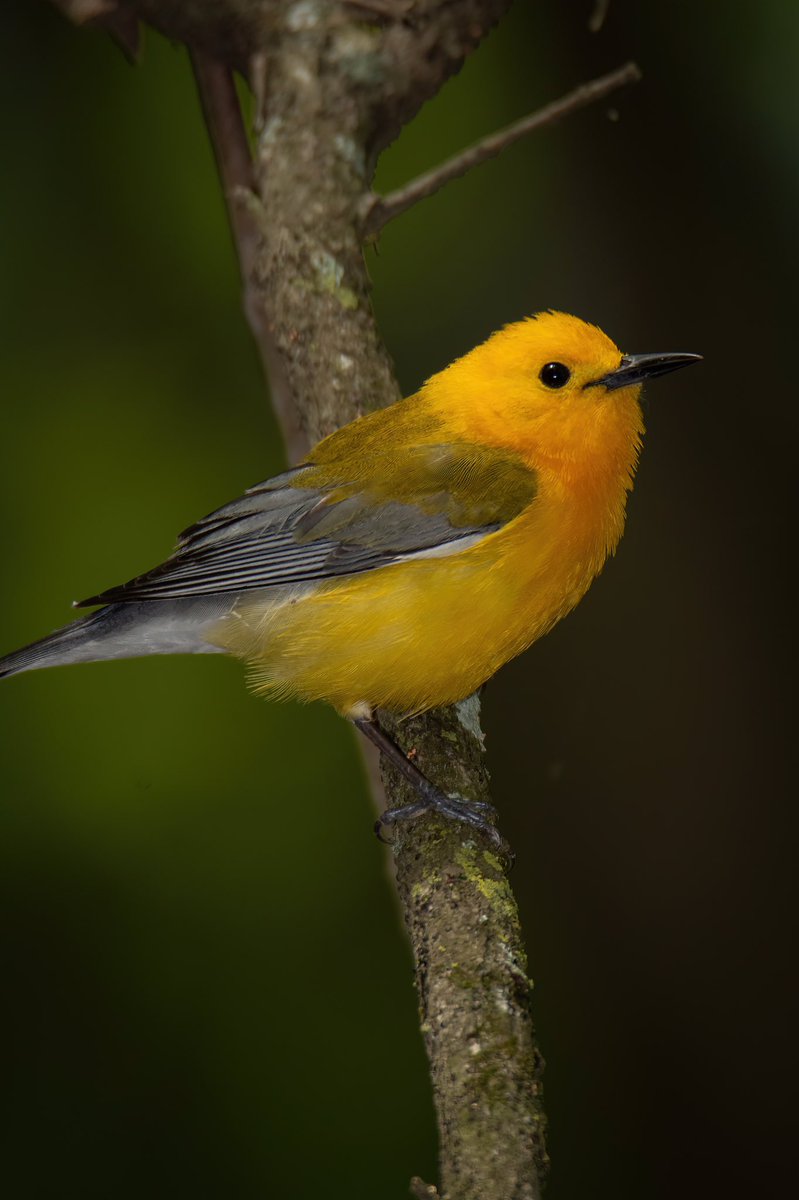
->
{"left": 76, "top": 443, "right": 537, "bottom": 606}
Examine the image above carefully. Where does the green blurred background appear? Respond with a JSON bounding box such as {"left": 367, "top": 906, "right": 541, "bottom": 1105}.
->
{"left": 0, "top": 2, "right": 795, "bottom": 1196}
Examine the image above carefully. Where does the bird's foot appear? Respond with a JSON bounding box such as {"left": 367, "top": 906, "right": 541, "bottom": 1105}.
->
{"left": 354, "top": 715, "right": 512, "bottom": 861}
{"left": 376, "top": 787, "right": 511, "bottom": 859}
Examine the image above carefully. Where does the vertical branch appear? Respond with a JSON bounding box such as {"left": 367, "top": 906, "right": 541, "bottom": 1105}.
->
{"left": 244, "top": 9, "right": 549, "bottom": 1174}
{"left": 185, "top": 7, "right": 548, "bottom": 1197}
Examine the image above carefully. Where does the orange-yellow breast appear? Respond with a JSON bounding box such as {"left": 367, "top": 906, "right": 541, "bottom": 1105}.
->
{"left": 210, "top": 456, "right": 637, "bottom": 717}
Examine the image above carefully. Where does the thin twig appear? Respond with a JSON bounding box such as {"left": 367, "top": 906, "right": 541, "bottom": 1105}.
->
{"left": 362, "top": 60, "right": 641, "bottom": 235}
{"left": 190, "top": 50, "right": 258, "bottom": 271}
{"left": 190, "top": 48, "right": 304, "bottom": 461}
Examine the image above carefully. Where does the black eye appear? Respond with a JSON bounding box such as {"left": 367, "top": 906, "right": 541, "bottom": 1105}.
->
{"left": 539, "top": 361, "right": 571, "bottom": 389}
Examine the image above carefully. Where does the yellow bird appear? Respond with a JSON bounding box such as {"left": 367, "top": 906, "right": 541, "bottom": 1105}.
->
{"left": 0, "top": 312, "right": 700, "bottom": 838}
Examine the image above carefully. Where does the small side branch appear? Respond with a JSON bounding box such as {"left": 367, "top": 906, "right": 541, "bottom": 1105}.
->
{"left": 190, "top": 50, "right": 258, "bottom": 273}
{"left": 190, "top": 49, "right": 304, "bottom": 461}
{"left": 362, "top": 60, "right": 641, "bottom": 235}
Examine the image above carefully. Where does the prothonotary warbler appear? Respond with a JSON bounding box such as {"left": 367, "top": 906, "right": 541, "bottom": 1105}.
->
{"left": 0, "top": 312, "right": 700, "bottom": 841}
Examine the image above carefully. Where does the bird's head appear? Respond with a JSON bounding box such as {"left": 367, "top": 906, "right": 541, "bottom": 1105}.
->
{"left": 426, "top": 311, "right": 701, "bottom": 476}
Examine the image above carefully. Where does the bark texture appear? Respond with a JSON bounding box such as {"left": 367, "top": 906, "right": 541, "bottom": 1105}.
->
{"left": 55, "top": 2, "right": 549, "bottom": 1195}
{"left": 383, "top": 700, "right": 548, "bottom": 1197}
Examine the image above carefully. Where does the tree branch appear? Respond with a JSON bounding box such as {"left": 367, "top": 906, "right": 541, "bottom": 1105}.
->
{"left": 57, "top": 2, "right": 553, "bottom": 1196}
{"left": 362, "top": 60, "right": 641, "bottom": 235}
{"left": 190, "top": 49, "right": 306, "bottom": 462}
{"left": 382, "top": 699, "right": 548, "bottom": 1198}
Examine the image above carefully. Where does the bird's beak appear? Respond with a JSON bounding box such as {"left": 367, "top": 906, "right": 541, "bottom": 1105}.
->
{"left": 593, "top": 351, "right": 703, "bottom": 391}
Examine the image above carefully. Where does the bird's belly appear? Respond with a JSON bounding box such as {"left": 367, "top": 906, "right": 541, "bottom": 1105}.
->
{"left": 208, "top": 502, "right": 612, "bottom": 716}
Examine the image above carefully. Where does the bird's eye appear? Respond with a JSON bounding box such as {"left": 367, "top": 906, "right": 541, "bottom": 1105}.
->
{"left": 539, "top": 362, "right": 571, "bottom": 389}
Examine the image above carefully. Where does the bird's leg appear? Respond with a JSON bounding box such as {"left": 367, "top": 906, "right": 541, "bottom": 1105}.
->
{"left": 353, "top": 716, "right": 504, "bottom": 849}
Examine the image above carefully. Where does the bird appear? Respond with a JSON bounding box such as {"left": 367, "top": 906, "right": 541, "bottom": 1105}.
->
{"left": 0, "top": 312, "right": 700, "bottom": 840}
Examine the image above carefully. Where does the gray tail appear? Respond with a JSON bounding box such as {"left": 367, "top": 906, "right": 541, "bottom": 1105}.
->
{"left": 0, "top": 601, "right": 228, "bottom": 679}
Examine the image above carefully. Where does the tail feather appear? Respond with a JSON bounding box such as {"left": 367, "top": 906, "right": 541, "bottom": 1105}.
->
{"left": 0, "top": 609, "right": 112, "bottom": 678}
{"left": 0, "top": 600, "right": 228, "bottom": 679}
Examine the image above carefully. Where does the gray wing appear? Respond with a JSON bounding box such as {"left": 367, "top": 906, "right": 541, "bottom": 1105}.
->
{"left": 76, "top": 448, "right": 536, "bottom": 607}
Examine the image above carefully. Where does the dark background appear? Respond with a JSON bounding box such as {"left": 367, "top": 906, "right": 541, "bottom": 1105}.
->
{"left": 0, "top": 2, "right": 795, "bottom": 1197}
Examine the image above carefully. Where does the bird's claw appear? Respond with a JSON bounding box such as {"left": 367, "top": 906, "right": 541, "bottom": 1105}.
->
{"left": 374, "top": 802, "right": 429, "bottom": 843}
{"left": 375, "top": 790, "right": 512, "bottom": 861}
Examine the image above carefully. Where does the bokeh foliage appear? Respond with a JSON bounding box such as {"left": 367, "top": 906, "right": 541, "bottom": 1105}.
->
{"left": 0, "top": 2, "right": 795, "bottom": 1197}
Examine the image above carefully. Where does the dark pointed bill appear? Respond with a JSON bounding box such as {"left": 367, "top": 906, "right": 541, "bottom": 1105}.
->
{"left": 593, "top": 351, "right": 703, "bottom": 391}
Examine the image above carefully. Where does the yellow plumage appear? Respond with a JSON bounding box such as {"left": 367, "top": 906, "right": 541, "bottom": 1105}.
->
{"left": 209, "top": 313, "right": 645, "bottom": 715}
{"left": 0, "top": 311, "right": 698, "bottom": 736}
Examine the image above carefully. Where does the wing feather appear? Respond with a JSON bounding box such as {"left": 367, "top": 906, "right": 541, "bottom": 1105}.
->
{"left": 76, "top": 445, "right": 537, "bottom": 606}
